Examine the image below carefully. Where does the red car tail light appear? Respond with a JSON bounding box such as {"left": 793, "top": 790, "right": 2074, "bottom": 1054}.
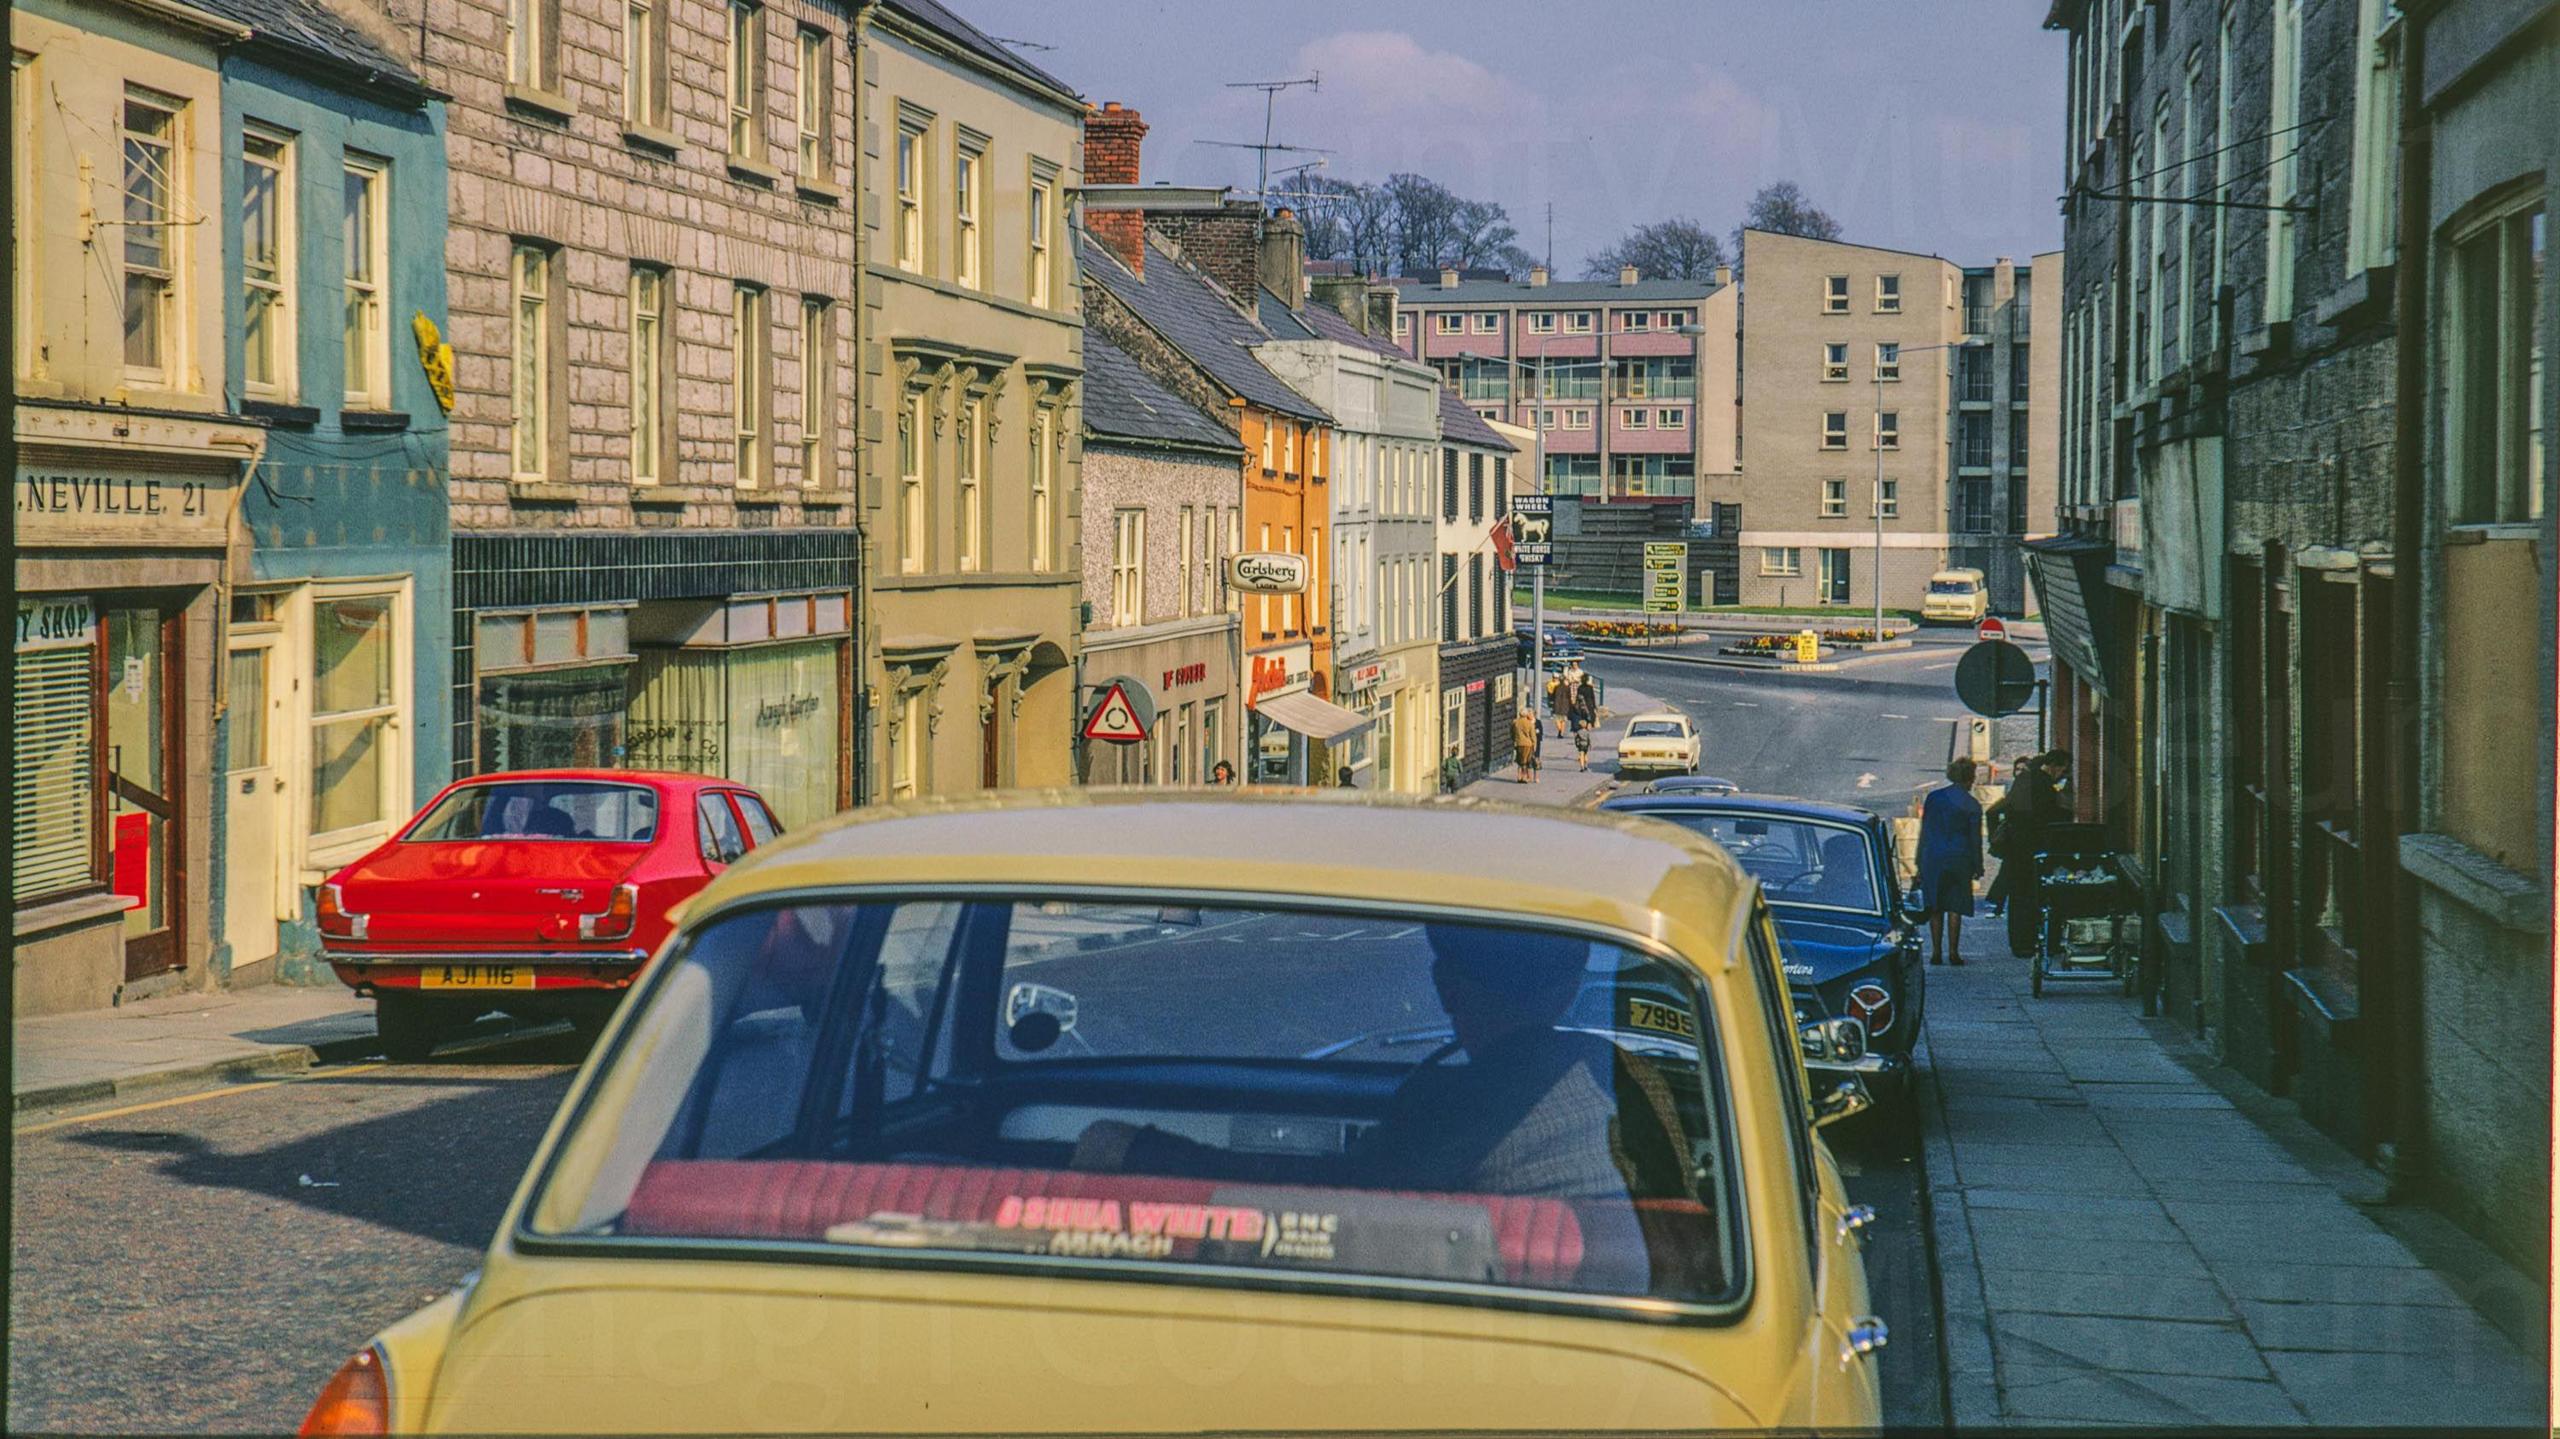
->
{"left": 316, "top": 883, "right": 368, "bottom": 940}
{"left": 1847, "top": 983, "right": 1895, "bottom": 1037}
{"left": 299, "top": 1347, "right": 388, "bottom": 1436}
{"left": 579, "top": 883, "right": 640, "bottom": 941}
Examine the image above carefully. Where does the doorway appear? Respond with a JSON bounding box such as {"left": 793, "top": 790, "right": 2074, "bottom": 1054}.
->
{"left": 105, "top": 605, "right": 183, "bottom": 981}
{"left": 1818, "top": 548, "right": 1852, "bottom": 607}
{"left": 224, "top": 635, "right": 282, "bottom": 970}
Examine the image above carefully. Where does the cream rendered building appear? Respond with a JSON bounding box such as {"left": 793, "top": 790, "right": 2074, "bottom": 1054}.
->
{"left": 854, "top": 2, "right": 1084, "bottom": 798}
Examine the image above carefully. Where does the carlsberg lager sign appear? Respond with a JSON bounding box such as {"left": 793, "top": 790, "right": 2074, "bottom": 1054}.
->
{"left": 1226, "top": 552, "right": 1309, "bottom": 594}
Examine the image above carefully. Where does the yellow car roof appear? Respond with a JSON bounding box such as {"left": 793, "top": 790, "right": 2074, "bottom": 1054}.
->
{"left": 688, "top": 790, "right": 1754, "bottom": 972}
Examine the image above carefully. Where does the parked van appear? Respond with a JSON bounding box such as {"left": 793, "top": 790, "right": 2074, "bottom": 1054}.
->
{"left": 1921, "top": 568, "right": 1990, "bottom": 624}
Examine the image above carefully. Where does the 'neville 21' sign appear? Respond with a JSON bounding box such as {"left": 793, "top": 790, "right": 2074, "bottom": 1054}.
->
{"left": 17, "top": 468, "right": 236, "bottom": 548}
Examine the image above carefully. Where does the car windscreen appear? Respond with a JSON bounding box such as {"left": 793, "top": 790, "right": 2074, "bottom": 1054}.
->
{"left": 1625, "top": 811, "right": 1882, "bottom": 916}
{"left": 1928, "top": 579, "right": 1979, "bottom": 594}
{"left": 525, "top": 898, "right": 1743, "bottom": 1313}
{"left": 407, "top": 781, "right": 660, "bottom": 843}
{"left": 1627, "top": 720, "right": 1686, "bottom": 738}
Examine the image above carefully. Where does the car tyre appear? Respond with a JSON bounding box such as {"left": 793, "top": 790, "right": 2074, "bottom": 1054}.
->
{"left": 374, "top": 992, "right": 452, "bottom": 1063}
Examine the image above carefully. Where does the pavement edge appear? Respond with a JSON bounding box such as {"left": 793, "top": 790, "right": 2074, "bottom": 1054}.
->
{"left": 1911, "top": 1026, "right": 2001, "bottom": 1430}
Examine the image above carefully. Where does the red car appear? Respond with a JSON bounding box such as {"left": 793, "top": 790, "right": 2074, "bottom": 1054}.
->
{"left": 318, "top": 770, "right": 783, "bottom": 1060}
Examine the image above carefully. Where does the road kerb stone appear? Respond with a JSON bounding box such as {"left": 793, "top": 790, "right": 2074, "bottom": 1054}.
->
{"left": 1913, "top": 1028, "right": 2002, "bottom": 1431}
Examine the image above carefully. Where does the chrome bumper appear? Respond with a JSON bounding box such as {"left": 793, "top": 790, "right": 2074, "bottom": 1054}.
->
{"left": 1809, "top": 1049, "right": 1908, "bottom": 1081}
{"left": 323, "top": 950, "right": 649, "bottom": 967}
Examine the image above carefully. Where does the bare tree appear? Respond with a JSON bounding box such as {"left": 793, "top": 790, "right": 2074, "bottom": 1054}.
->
{"left": 1583, "top": 217, "right": 1727, "bottom": 281}
{"left": 1730, "top": 181, "right": 1842, "bottom": 269}
{"left": 1296, "top": 175, "right": 1397, "bottom": 277}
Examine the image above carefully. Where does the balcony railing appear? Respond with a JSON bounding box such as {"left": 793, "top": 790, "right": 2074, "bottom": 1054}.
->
{"left": 1541, "top": 376, "right": 1603, "bottom": 401}
{"left": 1964, "top": 305, "right": 1993, "bottom": 335}
{"left": 1611, "top": 376, "right": 1697, "bottom": 400}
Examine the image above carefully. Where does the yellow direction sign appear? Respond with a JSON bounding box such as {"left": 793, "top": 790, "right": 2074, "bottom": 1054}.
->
{"left": 1642, "top": 542, "right": 1688, "bottom": 615}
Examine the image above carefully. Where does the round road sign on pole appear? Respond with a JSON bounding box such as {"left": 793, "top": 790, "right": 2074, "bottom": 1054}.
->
{"left": 1977, "top": 615, "right": 2007, "bottom": 643}
{"left": 1954, "top": 639, "right": 2038, "bottom": 717}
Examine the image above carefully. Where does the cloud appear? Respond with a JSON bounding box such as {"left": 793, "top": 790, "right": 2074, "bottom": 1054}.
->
{"left": 1275, "top": 31, "right": 1522, "bottom": 191}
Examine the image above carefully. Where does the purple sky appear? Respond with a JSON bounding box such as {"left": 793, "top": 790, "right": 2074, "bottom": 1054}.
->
{"left": 957, "top": 0, "right": 2069, "bottom": 274}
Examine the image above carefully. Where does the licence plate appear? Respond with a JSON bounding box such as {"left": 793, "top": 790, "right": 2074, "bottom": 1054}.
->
{"left": 418, "top": 963, "right": 537, "bottom": 990}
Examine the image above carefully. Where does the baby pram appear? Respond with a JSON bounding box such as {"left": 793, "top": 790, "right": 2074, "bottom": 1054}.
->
{"left": 2030, "top": 821, "right": 2139, "bottom": 997}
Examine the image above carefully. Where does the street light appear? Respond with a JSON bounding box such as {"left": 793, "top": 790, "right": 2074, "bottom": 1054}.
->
{"left": 1877, "top": 339, "right": 1961, "bottom": 641}
{"left": 1459, "top": 323, "right": 1707, "bottom": 731}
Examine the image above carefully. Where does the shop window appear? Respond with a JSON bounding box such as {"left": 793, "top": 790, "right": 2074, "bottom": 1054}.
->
{"left": 13, "top": 598, "right": 101, "bottom": 905}
{"left": 311, "top": 595, "right": 401, "bottom": 839}
{"left": 478, "top": 666, "right": 629, "bottom": 773}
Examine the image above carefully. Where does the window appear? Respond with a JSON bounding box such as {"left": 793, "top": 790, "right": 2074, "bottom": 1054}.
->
{"left": 121, "top": 90, "right": 183, "bottom": 382}
{"left": 796, "top": 27, "right": 831, "bottom": 180}
{"left": 511, "top": 244, "right": 553, "bottom": 479}
{"left": 1822, "top": 343, "right": 1848, "bottom": 382}
{"left": 800, "top": 297, "right": 831, "bottom": 487}
{"left": 1028, "top": 173, "right": 1054, "bottom": 307}
{"left": 1283, "top": 424, "right": 1298, "bottom": 474}
{"left": 1657, "top": 408, "right": 1686, "bottom": 429}
{"left": 2347, "top": 0, "right": 2401, "bottom": 274}
{"left": 1441, "top": 448, "right": 1459, "bottom": 520}
{"left": 625, "top": 0, "right": 667, "bottom": 126}
{"left": 311, "top": 594, "right": 402, "bottom": 839}
{"left": 954, "top": 146, "right": 982, "bottom": 289}
{"left": 2265, "top": 0, "right": 2303, "bottom": 326}
{"left": 1435, "top": 313, "right": 1463, "bottom": 334}
{"left": 1959, "top": 345, "right": 1992, "bottom": 401}
{"left": 241, "top": 128, "right": 294, "bottom": 397}
{"left": 727, "top": 1, "right": 764, "bottom": 160}
{"left": 1393, "top": 312, "right": 1410, "bottom": 335}
{"left": 1620, "top": 310, "right": 1650, "bottom": 331}
{"left": 899, "top": 390, "right": 927, "bottom": 572}
{"left": 1260, "top": 422, "right": 1275, "bottom": 472}
{"left": 1473, "top": 312, "right": 1498, "bottom": 333}
{"left": 1177, "top": 507, "right": 1195, "bottom": 617}
{"left": 1874, "top": 342, "right": 1900, "bottom": 382}
{"left": 1030, "top": 407, "right": 1056, "bottom": 571}
{"left": 1624, "top": 408, "right": 1650, "bottom": 429}
{"left": 1958, "top": 476, "right": 1996, "bottom": 532}
{"left": 1567, "top": 408, "right": 1592, "bottom": 430}
{"left": 13, "top": 51, "right": 33, "bottom": 380}
{"left": 1111, "top": 510, "right": 1145, "bottom": 625}
{"left": 732, "top": 284, "right": 768, "bottom": 488}
{"left": 1822, "top": 411, "right": 1848, "bottom": 449}
{"left": 891, "top": 687, "right": 924, "bottom": 799}
{"left": 1822, "top": 479, "right": 1847, "bottom": 517}
{"left": 1280, "top": 527, "right": 1298, "bottom": 632}
{"left": 630, "top": 267, "right": 668, "bottom": 485}
{"left": 14, "top": 600, "right": 99, "bottom": 905}
{"left": 1874, "top": 274, "right": 1901, "bottom": 313}
{"left": 1468, "top": 451, "right": 1485, "bottom": 520}
{"left": 1469, "top": 553, "right": 1486, "bottom": 637}
{"left": 1760, "top": 547, "right": 1803, "bottom": 577}
{"left": 955, "top": 396, "right": 982, "bottom": 571}
{"left": 1564, "top": 311, "right": 1594, "bottom": 333}
{"left": 2011, "top": 343, "right": 2032, "bottom": 400}
{"left": 1661, "top": 310, "right": 1692, "bottom": 327}
{"left": 1194, "top": 500, "right": 1217, "bottom": 612}
{"left": 1959, "top": 412, "right": 1993, "bottom": 468}
{"left": 341, "top": 156, "right": 388, "bottom": 406}
{"left": 2449, "top": 204, "right": 2547, "bottom": 525}
{"left": 1441, "top": 553, "right": 1459, "bottom": 642}
{"left": 895, "top": 122, "right": 924, "bottom": 270}
{"left": 1256, "top": 523, "right": 1273, "bottom": 634}
{"left": 507, "top": 0, "right": 554, "bottom": 89}
{"left": 1877, "top": 478, "right": 1900, "bottom": 518}
{"left": 1875, "top": 411, "right": 1900, "bottom": 450}
{"left": 1529, "top": 311, "right": 1556, "bottom": 334}
{"left": 2149, "top": 100, "right": 2175, "bottom": 377}
{"left": 1823, "top": 275, "right": 1850, "bottom": 313}
{"left": 2213, "top": 9, "right": 2235, "bottom": 349}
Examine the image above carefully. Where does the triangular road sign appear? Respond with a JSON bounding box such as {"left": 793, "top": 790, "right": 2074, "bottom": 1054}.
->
{"left": 1082, "top": 681, "right": 1149, "bottom": 743}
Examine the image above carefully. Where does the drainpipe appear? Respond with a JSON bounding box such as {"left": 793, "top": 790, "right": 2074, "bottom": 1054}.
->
{"left": 2383, "top": 15, "right": 2429, "bottom": 1201}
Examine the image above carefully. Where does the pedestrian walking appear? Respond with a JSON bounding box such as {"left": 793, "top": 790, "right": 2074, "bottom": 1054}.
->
{"left": 1998, "top": 751, "right": 2066, "bottom": 958}
{"left": 1574, "top": 675, "right": 1600, "bottom": 735}
{"left": 1546, "top": 674, "right": 1569, "bottom": 737}
{"left": 1511, "top": 706, "right": 1541, "bottom": 783}
{"left": 1573, "top": 722, "right": 1593, "bottom": 770}
{"left": 1982, "top": 753, "right": 2037, "bottom": 915}
{"left": 1916, "top": 757, "right": 1986, "bottom": 965}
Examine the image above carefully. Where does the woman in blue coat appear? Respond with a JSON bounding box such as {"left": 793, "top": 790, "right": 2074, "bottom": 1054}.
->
{"left": 1915, "top": 756, "right": 1986, "bottom": 965}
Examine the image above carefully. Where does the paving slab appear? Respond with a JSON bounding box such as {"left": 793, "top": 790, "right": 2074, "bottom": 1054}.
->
{"left": 2261, "top": 1349, "right": 2549, "bottom": 1428}
{"left": 1995, "top": 1363, "right": 2307, "bottom": 1427}
{"left": 1989, "top": 1312, "right": 2273, "bottom": 1381}
{"left": 1965, "top": 1204, "right": 2186, "bottom": 1246}
{"left": 2207, "top": 1260, "right": 2475, "bottom": 1308}
{"left": 2233, "top": 1299, "right": 2520, "bottom": 1357}
{"left": 1969, "top": 1231, "right": 2215, "bottom": 1280}
{"left": 1980, "top": 1269, "right": 2237, "bottom": 1323}
{"left": 1958, "top": 1188, "right": 2169, "bottom": 1218}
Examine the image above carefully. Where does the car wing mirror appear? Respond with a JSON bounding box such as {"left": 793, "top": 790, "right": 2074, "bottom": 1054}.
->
{"left": 1798, "top": 1016, "right": 1867, "bottom": 1065}
{"left": 1006, "top": 981, "right": 1079, "bottom": 1036}
{"left": 1812, "top": 1079, "right": 1872, "bottom": 1128}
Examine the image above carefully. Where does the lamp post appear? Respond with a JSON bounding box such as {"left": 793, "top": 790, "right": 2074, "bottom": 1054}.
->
{"left": 1876, "top": 339, "right": 1959, "bottom": 639}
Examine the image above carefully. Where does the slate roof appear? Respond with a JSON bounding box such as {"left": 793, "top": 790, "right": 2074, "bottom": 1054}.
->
{"left": 1394, "top": 275, "right": 1726, "bottom": 305}
{"left": 191, "top": 0, "right": 428, "bottom": 98}
{"left": 884, "top": 0, "right": 1079, "bottom": 102}
{"left": 1078, "top": 232, "right": 1331, "bottom": 425}
{"left": 1291, "top": 296, "right": 1410, "bottom": 361}
{"left": 1437, "top": 386, "right": 1513, "bottom": 450}
{"left": 1081, "top": 331, "right": 1243, "bottom": 454}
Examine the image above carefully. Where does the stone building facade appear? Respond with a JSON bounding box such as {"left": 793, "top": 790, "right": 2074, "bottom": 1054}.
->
{"left": 425, "top": 0, "right": 864, "bottom": 818}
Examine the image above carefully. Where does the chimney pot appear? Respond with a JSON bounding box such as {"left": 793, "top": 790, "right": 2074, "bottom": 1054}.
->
{"left": 1619, "top": 265, "right": 1640, "bottom": 286}
{"left": 1712, "top": 264, "right": 1732, "bottom": 286}
{"left": 1529, "top": 265, "right": 1549, "bottom": 287}
{"left": 1439, "top": 267, "right": 1459, "bottom": 289}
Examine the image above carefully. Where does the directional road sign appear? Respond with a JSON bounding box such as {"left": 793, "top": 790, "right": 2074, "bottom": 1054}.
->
{"left": 1642, "top": 542, "right": 1688, "bottom": 615}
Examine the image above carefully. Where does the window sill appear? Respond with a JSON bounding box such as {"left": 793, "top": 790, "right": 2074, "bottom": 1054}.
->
{"left": 2237, "top": 321, "right": 2291, "bottom": 360}
{"left": 727, "top": 154, "right": 781, "bottom": 187}
{"left": 505, "top": 84, "right": 579, "bottom": 124}
{"left": 510, "top": 482, "right": 583, "bottom": 504}
{"left": 15, "top": 891, "right": 136, "bottom": 939}
{"left": 622, "top": 123, "right": 681, "bottom": 156}
{"left": 2314, "top": 266, "right": 2393, "bottom": 328}
{"left": 629, "top": 486, "right": 699, "bottom": 506}
{"left": 2443, "top": 522, "right": 2541, "bottom": 546}
{"left": 796, "top": 176, "right": 847, "bottom": 205}
{"left": 241, "top": 398, "right": 320, "bottom": 429}
{"left": 341, "top": 409, "right": 409, "bottom": 433}
{"left": 734, "top": 490, "right": 786, "bottom": 505}
{"left": 2400, "top": 832, "right": 2547, "bottom": 933}
{"left": 798, "top": 488, "right": 856, "bottom": 506}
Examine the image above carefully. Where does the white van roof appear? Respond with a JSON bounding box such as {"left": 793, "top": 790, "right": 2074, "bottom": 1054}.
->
{"left": 1929, "top": 568, "right": 1987, "bottom": 583}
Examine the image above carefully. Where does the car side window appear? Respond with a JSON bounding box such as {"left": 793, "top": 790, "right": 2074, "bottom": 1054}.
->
{"left": 1745, "top": 902, "right": 1824, "bottom": 1281}
{"left": 697, "top": 794, "right": 747, "bottom": 866}
{"left": 733, "top": 793, "right": 781, "bottom": 846}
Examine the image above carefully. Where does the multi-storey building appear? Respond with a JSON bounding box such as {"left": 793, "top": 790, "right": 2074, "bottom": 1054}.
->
{"left": 1434, "top": 397, "right": 1521, "bottom": 789}
{"left": 1736, "top": 230, "right": 2059, "bottom": 614}
{"left": 429, "top": 0, "right": 862, "bottom": 823}
{"left": 852, "top": 1, "right": 1084, "bottom": 800}
{"left": 13, "top": 0, "right": 270, "bottom": 1013}
{"left": 211, "top": 0, "right": 452, "bottom": 986}
{"left": 2046, "top": 0, "right": 2553, "bottom": 1274}
{"left": 1074, "top": 329, "right": 1244, "bottom": 785}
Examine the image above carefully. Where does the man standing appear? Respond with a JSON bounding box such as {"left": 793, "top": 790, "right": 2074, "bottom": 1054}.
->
{"left": 1512, "top": 706, "right": 1542, "bottom": 783}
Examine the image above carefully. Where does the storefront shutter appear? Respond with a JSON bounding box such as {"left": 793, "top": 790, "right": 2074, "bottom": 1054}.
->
{"left": 13, "top": 648, "right": 96, "bottom": 904}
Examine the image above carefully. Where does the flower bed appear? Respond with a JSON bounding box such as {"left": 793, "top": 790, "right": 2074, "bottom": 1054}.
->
{"left": 1570, "top": 619, "right": 1685, "bottom": 641}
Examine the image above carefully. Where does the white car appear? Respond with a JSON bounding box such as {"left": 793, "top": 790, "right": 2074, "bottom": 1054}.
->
{"left": 1616, "top": 711, "right": 1702, "bottom": 775}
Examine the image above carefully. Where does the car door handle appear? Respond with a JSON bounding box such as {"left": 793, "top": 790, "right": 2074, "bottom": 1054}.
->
{"left": 1836, "top": 1204, "right": 1877, "bottom": 1243}
{"left": 1840, "top": 1316, "right": 1889, "bottom": 1366}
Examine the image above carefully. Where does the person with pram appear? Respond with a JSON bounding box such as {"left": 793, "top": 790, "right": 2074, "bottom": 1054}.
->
{"left": 1989, "top": 749, "right": 2071, "bottom": 959}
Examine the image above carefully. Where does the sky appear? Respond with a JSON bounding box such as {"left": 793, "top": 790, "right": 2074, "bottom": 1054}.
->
{"left": 954, "top": 0, "right": 2070, "bottom": 275}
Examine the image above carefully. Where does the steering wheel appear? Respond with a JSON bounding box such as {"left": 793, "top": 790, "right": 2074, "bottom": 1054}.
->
{"left": 1764, "top": 869, "right": 1822, "bottom": 896}
{"left": 1411, "top": 1036, "right": 1468, "bottom": 1071}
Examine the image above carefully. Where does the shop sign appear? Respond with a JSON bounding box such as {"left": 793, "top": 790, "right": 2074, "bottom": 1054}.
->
{"left": 1227, "top": 552, "right": 1309, "bottom": 594}
{"left": 17, "top": 467, "right": 236, "bottom": 548}
{"left": 1347, "top": 660, "right": 1383, "bottom": 689}
{"left": 1162, "top": 660, "right": 1210, "bottom": 692}
{"left": 754, "top": 693, "right": 825, "bottom": 728}
{"left": 1466, "top": 678, "right": 1487, "bottom": 694}
{"left": 1247, "top": 643, "right": 1312, "bottom": 704}
{"left": 17, "top": 596, "right": 97, "bottom": 651}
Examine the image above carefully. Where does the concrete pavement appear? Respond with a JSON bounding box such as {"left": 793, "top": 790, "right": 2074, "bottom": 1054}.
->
{"left": 1921, "top": 927, "right": 2548, "bottom": 1429}
{"left": 13, "top": 986, "right": 386, "bottom": 1113}
{"left": 1460, "top": 682, "right": 1665, "bottom": 807}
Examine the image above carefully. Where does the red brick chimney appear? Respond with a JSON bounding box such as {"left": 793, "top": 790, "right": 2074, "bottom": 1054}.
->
{"left": 1085, "top": 101, "right": 1148, "bottom": 277}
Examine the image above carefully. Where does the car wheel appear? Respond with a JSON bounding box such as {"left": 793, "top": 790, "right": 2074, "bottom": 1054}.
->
{"left": 374, "top": 991, "right": 452, "bottom": 1063}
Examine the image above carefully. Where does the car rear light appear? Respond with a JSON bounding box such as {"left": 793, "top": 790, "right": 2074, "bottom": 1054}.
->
{"left": 316, "top": 884, "right": 368, "bottom": 940}
{"left": 1847, "top": 982, "right": 1895, "bottom": 1037}
{"left": 579, "top": 883, "right": 640, "bottom": 941}
{"left": 298, "top": 1347, "right": 388, "bottom": 1437}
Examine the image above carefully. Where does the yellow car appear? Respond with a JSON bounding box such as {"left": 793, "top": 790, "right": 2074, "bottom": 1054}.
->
{"left": 301, "top": 792, "right": 1886, "bottom": 1436}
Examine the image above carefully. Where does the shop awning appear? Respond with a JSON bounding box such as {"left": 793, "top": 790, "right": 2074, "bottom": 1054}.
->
{"left": 1254, "top": 689, "right": 1373, "bottom": 742}
{"left": 2024, "top": 535, "right": 2119, "bottom": 703}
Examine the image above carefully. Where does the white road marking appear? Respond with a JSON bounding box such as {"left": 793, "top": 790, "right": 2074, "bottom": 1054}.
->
{"left": 1731, "top": 701, "right": 1760, "bottom": 708}
{"left": 1881, "top": 713, "right": 1910, "bottom": 720}
{"left": 1931, "top": 716, "right": 1965, "bottom": 723}
{"left": 1923, "top": 662, "right": 1957, "bottom": 672}
{"left": 1857, "top": 773, "right": 1879, "bottom": 789}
